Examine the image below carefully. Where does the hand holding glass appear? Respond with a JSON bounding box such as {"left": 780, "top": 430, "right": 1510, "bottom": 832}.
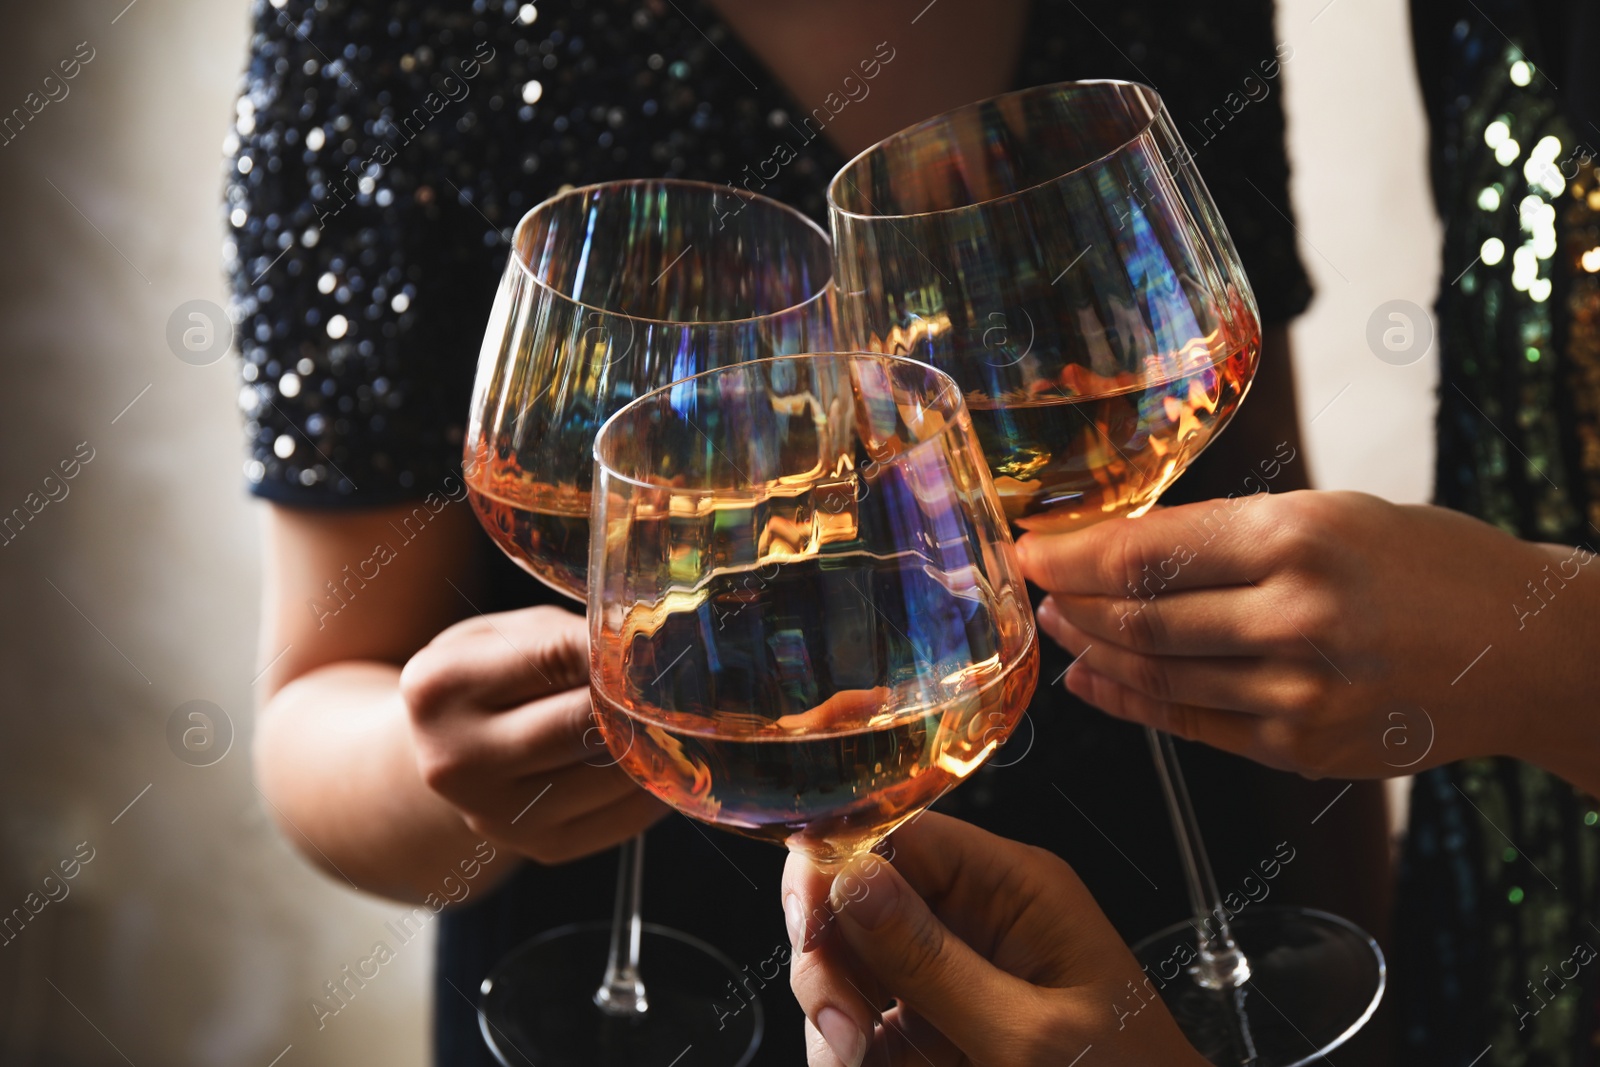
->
{"left": 828, "top": 81, "right": 1382, "bottom": 1064}
{"left": 465, "top": 179, "right": 831, "bottom": 1067}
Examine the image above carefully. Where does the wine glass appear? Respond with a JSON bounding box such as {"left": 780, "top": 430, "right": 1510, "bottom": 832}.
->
{"left": 587, "top": 352, "right": 1038, "bottom": 874}
{"left": 827, "top": 81, "right": 1384, "bottom": 1065}
{"left": 464, "top": 179, "right": 832, "bottom": 1066}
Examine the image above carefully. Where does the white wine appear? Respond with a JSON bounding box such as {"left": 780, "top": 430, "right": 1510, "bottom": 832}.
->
{"left": 592, "top": 552, "right": 1038, "bottom": 869}
{"left": 969, "top": 329, "right": 1258, "bottom": 533}
{"left": 465, "top": 453, "right": 590, "bottom": 600}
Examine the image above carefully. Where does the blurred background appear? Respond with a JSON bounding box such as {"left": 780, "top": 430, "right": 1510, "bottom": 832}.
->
{"left": 0, "top": 0, "right": 1436, "bottom": 1063}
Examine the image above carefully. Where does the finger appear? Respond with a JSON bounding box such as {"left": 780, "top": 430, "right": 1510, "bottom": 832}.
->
{"left": 874, "top": 1004, "right": 963, "bottom": 1067}
{"left": 788, "top": 921, "right": 962, "bottom": 1067}
{"left": 1015, "top": 495, "right": 1278, "bottom": 597}
{"left": 827, "top": 849, "right": 1035, "bottom": 1056}
{"left": 864, "top": 816, "right": 1152, "bottom": 1057}
{"left": 789, "top": 936, "right": 887, "bottom": 1062}
{"left": 1040, "top": 586, "right": 1294, "bottom": 658}
{"left": 413, "top": 688, "right": 607, "bottom": 791}
{"left": 1042, "top": 611, "right": 1312, "bottom": 716}
{"left": 803, "top": 997, "right": 872, "bottom": 1067}
{"left": 497, "top": 763, "right": 644, "bottom": 830}
{"left": 509, "top": 788, "right": 667, "bottom": 865}
{"left": 786, "top": 853, "right": 887, "bottom": 1065}
{"left": 404, "top": 605, "right": 589, "bottom": 711}
{"left": 499, "top": 688, "right": 622, "bottom": 774}
{"left": 873, "top": 813, "right": 1092, "bottom": 984}
{"left": 803, "top": 1017, "right": 846, "bottom": 1067}
{"left": 1065, "top": 663, "right": 1265, "bottom": 755}
{"left": 805, "top": 1013, "right": 961, "bottom": 1067}
{"left": 783, "top": 849, "right": 843, "bottom": 953}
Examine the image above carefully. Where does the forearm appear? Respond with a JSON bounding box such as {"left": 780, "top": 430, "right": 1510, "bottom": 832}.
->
{"left": 254, "top": 660, "right": 522, "bottom": 903}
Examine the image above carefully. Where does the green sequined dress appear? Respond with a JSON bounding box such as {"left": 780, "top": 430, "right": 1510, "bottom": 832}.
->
{"left": 1399, "top": 1, "right": 1600, "bottom": 1062}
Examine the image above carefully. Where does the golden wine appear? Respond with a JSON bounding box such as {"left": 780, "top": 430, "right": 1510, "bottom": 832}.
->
{"left": 592, "top": 552, "right": 1038, "bottom": 869}
{"left": 969, "top": 330, "right": 1258, "bottom": 533}
{"left": 465, "top": 454, "right": 589, "bottom": 600}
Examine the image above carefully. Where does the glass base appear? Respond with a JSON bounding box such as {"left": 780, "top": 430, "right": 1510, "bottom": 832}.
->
{"left": 479, "top": 921, "right": 763, "bottom": 1067}
{"left": 1131, "top": 906, "right": 1385, "bottom": 1067}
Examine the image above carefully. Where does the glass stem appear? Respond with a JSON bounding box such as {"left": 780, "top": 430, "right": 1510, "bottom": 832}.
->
{"left": 1146, "top": 727, "right": 1251, "bottom": 990}
{"left": 593, "top": 832, "right": 649, "bottom": 1016}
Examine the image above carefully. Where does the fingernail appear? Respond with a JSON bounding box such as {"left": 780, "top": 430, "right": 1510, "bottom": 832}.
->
{"left": 829, "top": 853, "right": 898, "bottom": 931}
{"left": 784, "top": 891, "right": 804, "bottom": 950}
{"left": 1037, "top": 596, "right": 1061, "bottom": 629}
{"left": 815, "top": 1005, "right": 867, "bottom": 1067}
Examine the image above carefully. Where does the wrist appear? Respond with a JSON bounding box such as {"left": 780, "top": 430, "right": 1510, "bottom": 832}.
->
{"left": 1498, "top": 541, "right": 1600, "bottom": 795}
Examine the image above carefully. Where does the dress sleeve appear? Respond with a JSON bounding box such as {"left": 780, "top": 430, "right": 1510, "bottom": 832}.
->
{"left": 224, "top": 2, "right": 497, "bottom": 508}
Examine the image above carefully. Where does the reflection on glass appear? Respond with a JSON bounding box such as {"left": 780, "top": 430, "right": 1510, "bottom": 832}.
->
{"left": 830, "top": 80, "right": 1258, "bottom": 533}
{"left": 590, "top": 353, "right": 1038, "bottom": 870}
{"left": 467, "top": 179, "right": 832, "bottom": 598}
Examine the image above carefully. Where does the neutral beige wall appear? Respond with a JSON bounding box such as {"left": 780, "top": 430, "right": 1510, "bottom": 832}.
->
{"left": 0, "top": 1, "right": 1439, "bottom": 1064}
{"left": 0, "top": 2, "right": 428, "bottom": 1065}
{"left": 1279, "top": 0, "right": 1442, "bottom": 499}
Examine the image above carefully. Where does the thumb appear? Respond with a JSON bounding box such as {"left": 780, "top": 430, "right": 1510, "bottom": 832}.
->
{"left": 828, "top": 850, "right": 1032, "bottom": 1056}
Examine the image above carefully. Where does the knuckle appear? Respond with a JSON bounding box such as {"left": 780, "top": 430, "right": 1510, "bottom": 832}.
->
{"left": 436, "top": 612, "right": 495, "bottom": 644}
{"left": 415, "top": 746, "right": 467, "bottom": 796}
{"left": 1294, "top": 594, "right": 1342, "bottom": 646}
{"left": 398, "top": 648, "right": 455, "bottom": 722}
{"left": 787, "top": 952, "right": 811, "bottom": 998}
{"left": 1279, "top": 674, "right": 1330, "bottom": 717}
{"left": 1164, "top": 702, "right": 1198, "bottom": 739}
{"left": 1119, "top": 597, "right": 1163, "bottom": 653}
{"left": 524, "top": 602, "right": 585, "bottom": 633}
{"left": 1132, "top": 653, "right": 1175, "bottom": 704}
{"left": 786, "top": 952, "right": 832, "bottom": 1015}
{"left": 518, "top": 604, "right": 581, "bottom": 643}
{"left": 1283, "top": 729, "right": 1330, "bottom": 777}
{"left": 1106, "top": 532, "right": 1149, "bottom": 600}
{"left": 1254, "top": 719, "right": 1302, "bottom": 773}
{"left": 1267, "top": 502, "right": 1329, "bottom": 571}
{"left": 519, "top": 607, "right": 589, "bottom": 686}
{"left": 894, "top": 909, "right": 949, "bottom": 982}
{"left": 458, "top": 811, "right": 498, "bottom": 843}
{"left": 1019, "top": 841, "right": 1072, "bottom": 879}
{"left": 570, "top": 689, "right": 603, "bottom": 731}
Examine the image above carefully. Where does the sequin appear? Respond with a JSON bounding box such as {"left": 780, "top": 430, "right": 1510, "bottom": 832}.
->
{"left": 1400, "top": 2, "right": 1600, "bottom": 1062}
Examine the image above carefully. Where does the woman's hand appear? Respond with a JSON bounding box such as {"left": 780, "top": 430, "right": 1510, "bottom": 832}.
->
{"left": 783, "top": 813, "right": 1208, "bottom": 1067}
{"left": 399, "top": 604, "right": 666, "bottom": 864}
{"left": 1018, "top": 490, "right": 1600, "bottom": 791}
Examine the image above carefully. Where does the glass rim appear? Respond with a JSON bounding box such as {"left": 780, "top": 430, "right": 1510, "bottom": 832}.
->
{"left": 827, "top": 79, "right": 1164, "bottom": 222}
{"left": 508, "top": 178, "right": 835, "bottom": 328}
{"left": 591, "top": 351, "right": 965, "bottom": 495}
